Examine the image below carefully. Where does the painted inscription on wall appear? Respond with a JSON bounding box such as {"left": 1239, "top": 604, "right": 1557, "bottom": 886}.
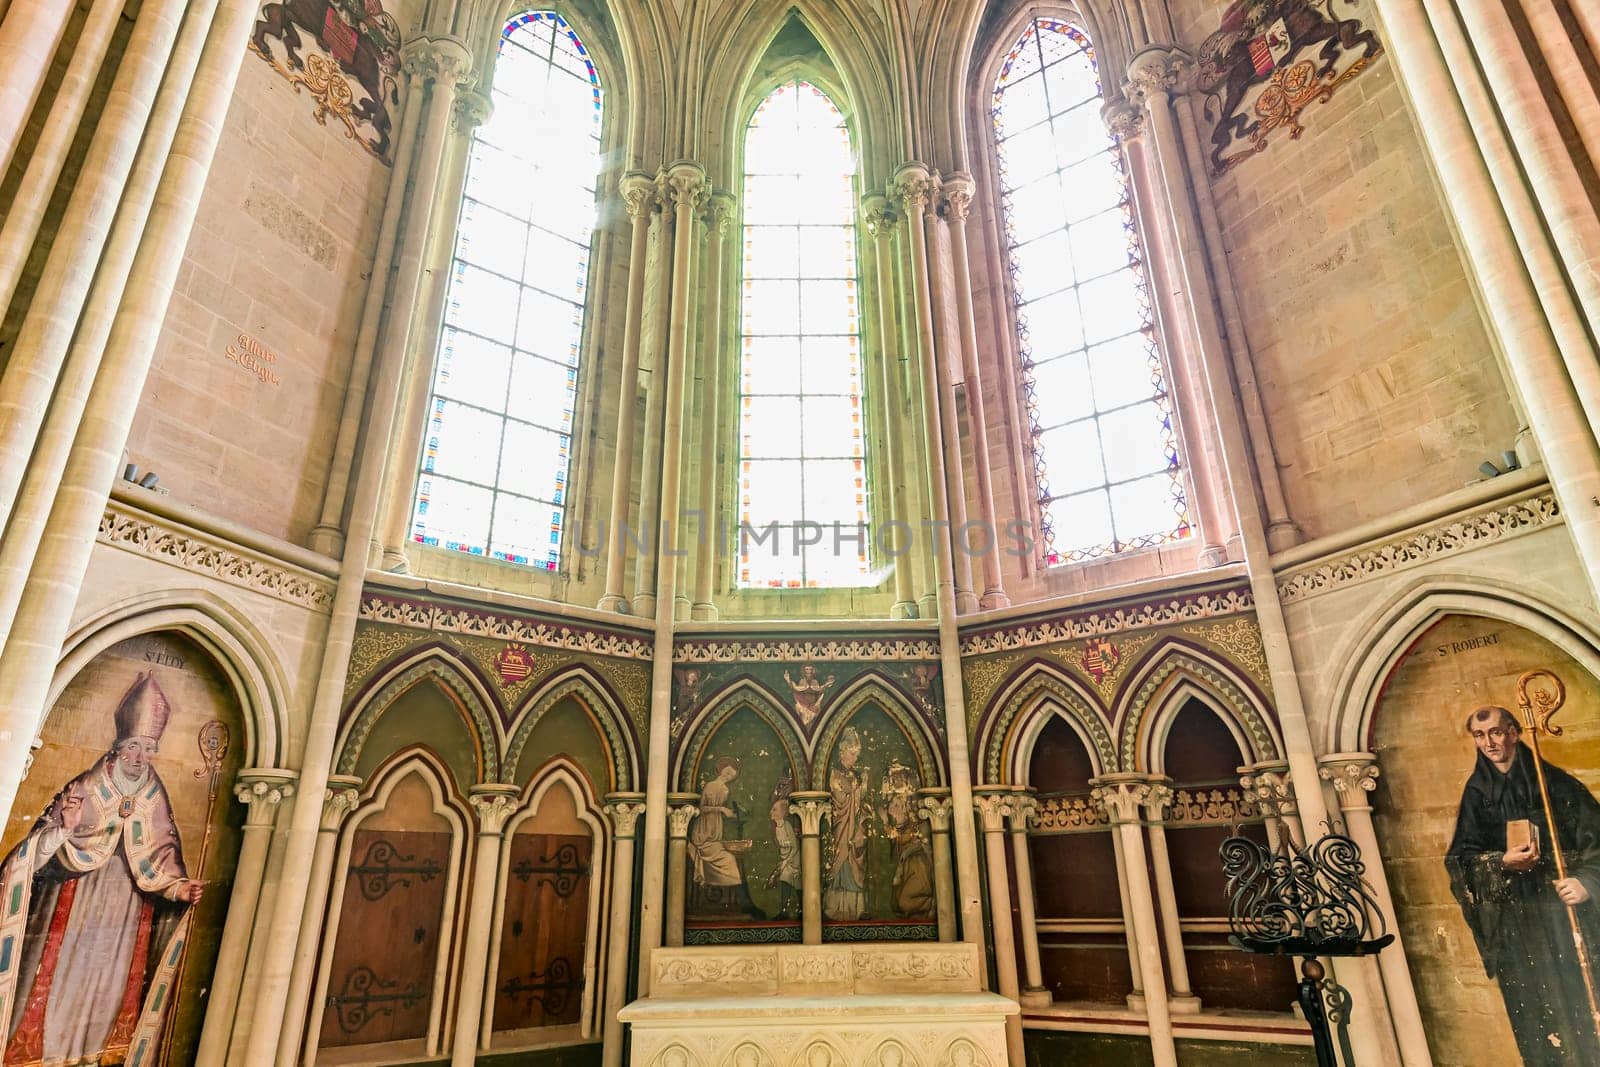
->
{"left": 224, "top": 331, "right": 282, "bottom": 385}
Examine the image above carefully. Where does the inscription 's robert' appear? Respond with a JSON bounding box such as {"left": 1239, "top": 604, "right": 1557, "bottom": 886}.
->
{"left": 225, "top": 332, "right": 281, "bottom": 386}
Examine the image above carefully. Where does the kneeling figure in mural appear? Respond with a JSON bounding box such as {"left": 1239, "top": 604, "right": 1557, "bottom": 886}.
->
{"left": 1447, "top": 704, "right": 1600, "bottom": 1064}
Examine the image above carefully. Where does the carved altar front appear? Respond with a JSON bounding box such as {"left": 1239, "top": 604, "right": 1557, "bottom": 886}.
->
{"left": 619, "top": 942, "right": 1014, "bottom": 1065}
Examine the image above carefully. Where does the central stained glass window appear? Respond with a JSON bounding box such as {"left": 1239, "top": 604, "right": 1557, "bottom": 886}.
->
{"left": 738, "top": 80, "right": 871, "bottom": 588}
{"left": 993, "top": 18, "right": 1190, "bottom": 564}
{"left": 408, "top": 11, "right": 602, "bottom": 570}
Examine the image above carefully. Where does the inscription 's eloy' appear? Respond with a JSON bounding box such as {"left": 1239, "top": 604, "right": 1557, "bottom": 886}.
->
{"left": 225, "top": 332, "right": 281, "bottom": 386}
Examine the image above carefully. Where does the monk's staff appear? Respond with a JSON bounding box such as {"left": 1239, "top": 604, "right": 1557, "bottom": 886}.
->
{"left": 160, "top": 720, "right": 231, "bottom": 1049}
{"left": 1515, "top": 669, "right": 1600, "bottom": 1038}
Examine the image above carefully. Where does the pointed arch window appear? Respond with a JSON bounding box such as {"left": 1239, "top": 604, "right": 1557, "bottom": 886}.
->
{"left": 737, "top": 80, "right": 870, "bottom": 588}
{"left": 993, "top": 19, "right": 1189, "bottom": 564}
{"left": 409, "top": 11, "right": 602, "bottom": 570}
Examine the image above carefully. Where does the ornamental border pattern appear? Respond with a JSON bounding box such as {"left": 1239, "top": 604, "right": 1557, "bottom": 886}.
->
{"left": 1275, "top": 492, "right": 1561, "bottom": 604}
{"left": 359, "top": 591, "right": 654, "bottom": 660}
{"left": 958, "top": 587, "right": 1253, "bottom": 656}
{"left": 98, "top": 506, "right": 335, "bottom": 612}
{"left": 673, "top": 635, "right": 940, "bottom": 663}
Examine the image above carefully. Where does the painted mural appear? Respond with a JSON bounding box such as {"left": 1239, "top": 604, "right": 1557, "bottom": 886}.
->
{"left": 249, "top": 0, "right": 404, "bottom": 161}
{"left": 0, "top": 633, "right": 244, "bottom": 1067}
{"left": 1195, "top": 0, "right": 1383, "bottom": 173}
{"left": 1372, "top": 614, "right": 1600, "bottom": 1066}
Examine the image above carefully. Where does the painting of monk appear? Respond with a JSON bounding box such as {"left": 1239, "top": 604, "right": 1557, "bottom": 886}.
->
{"left": 0, "top": 672, "right": 203, "bottom": 1066}
{"left": 825, "top": 728, "right": 869, "bottom": 920}
{"left": 688, "top": 757, "right": 763, "bottom": 919}
{"left": 1446, "top": 704, "right": 1600, "bottom": 1064}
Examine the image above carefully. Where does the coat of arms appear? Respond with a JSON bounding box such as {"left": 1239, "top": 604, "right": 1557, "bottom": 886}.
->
{"left": 495, "top": 643, "right": 534, "bottom": 686}
{"left": 1081, "top": 638, "right": 1121, "bottom": 684}
{"left": 1196, "top": 0, "right": 1383, "bottom": 173}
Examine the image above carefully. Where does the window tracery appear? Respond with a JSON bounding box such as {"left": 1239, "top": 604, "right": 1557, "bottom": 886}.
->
{"left": 993, "top": 19, "right": 1190, "bottom": 565}
{"left": 409, "top": 11, "right": 602, "bottom": 570}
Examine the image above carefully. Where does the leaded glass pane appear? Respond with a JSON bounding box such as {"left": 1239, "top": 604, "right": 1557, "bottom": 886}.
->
{"left": 737, "top": 80, "right": 871, "bottom": 587}
{"left": 994, "top": 17, "right": 1190, "bottom": 563}
{"left": 409, "top": 10, "right": 602, "bottom": 571}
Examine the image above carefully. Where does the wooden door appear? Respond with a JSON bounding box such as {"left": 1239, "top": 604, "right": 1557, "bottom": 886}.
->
{"left": 319, "top": 827, "right": 452, "bottom": 1048}
{"left": 491, "top": 832, "right": 592, "bottom": 1031}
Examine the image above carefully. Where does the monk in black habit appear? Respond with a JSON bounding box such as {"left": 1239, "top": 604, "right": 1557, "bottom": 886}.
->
{"left": 1446, "top": 705, "right": 1600, "bottom": 1064}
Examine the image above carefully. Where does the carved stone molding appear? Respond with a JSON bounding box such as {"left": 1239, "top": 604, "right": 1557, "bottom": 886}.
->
{"left": 620, "top": 170, "right": 659, "bottom": 219}
{"left": 917, "top": 788, "right": 953, "bottom": 832}
{"left": 1006, "top": 793, "right": 1039, "bottom": 832}
{"left": 1102, "top": 99, "right": 1145, "bottom": 143}
{"left": 1238, "top": 762, "right": 1296, "bottom": 819}
{"left": 972, "top": 788, "right": 1020, "bottom": 832}
{"left": 663, "top": 160, "right": 709, "bottom": 212}
{"left": 1032, "top": 792, "right": 1109, "bottom": 833}
{"left": 360, "top": 592, "right": 653, "bottom": 660}
{"left": 861, "top": 192, "right": 898, "bottom": 238}
{"left": 791, "top": 790, "right": 831, "bottom": 836}
{"left": 98, "top": 506, "right": 335, "bottom": 612}
{"left": 673, "top": 635, "right": 939, "bottom": 663}
{"left": 604, "top": 792, "right": 648, "bottom": 839}
{"left": 453, "top": 88, "right": 492, "bottom": 132}
{"left": 1089, "top": 774, "right": 1158, "bottom": 824}
{"left": 1140, "top": 780, "right": 1175, "bottom": 821}
{"left": 667, "top": 792, "right": 701, "bottom": 838}
{"left": 939, "top": 173, "right": 976, "bottom": 223}
{"left": 958, "top": 586, "right": 1253, "bottom": 656}
{"left": 890, "top": 161, "right": 936, "bottom": 217}
{"left": 1318, "top": 753, "right": 1380, "bottom": 812}
{"left": 1163, "top": 785, "right": 1260, "bottom": 826}
{"left": 400, "top": 34, "right": 472, "bottom": 87}
{"left": 321, "top": 775, "right": 363, "bottom": 832}
{"left": 704, "top": 189, "right": 736, "bottom": 234}
{"left": 235, "top": 769, "right": 297, "bottom": 828}
{"left": 1124, "top": 45, "right": 1195, "bottom": 106}
{"left": 1275, "top": 492, "right": 1560, "bottom": 603}
{"left": 469, "top": 785, "right": 522, "bottom": 835}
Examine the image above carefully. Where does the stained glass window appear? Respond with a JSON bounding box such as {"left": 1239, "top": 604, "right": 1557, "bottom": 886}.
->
{"left": 993, "top": 19, "right": 1190, "bottom": 564}
{"left": 409, "top": 11, "right": 602, "bottom": 570}
{"left": 737, "top": 80, "right": 871, "bottom": 588}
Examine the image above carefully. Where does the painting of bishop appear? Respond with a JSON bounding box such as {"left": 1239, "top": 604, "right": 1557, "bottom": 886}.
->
{"left": 0, "top": 669, "right": 210, "bottom": 1067}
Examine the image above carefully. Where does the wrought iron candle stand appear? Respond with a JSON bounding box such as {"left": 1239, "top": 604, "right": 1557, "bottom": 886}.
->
{"left": 1220, "top": 831, "right": 1393, "bottom": 1067}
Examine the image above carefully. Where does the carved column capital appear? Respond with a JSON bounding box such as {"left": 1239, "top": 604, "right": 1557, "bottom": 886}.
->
{"left": 890, "top": 161, "right": 935, "bottom": 217}
{"left": 1238, "top": 761, "right": 1296, "bottom": 819}
{"left": 974, "top": 787, "right": 1020, "bottom": 832}
{"left": 1102, "top": 100, "right": 1146, "bottom": 143}
{"left": 917, "top": 787, "right": 954, "bottom": 832}
{"left": 620, "top": 171, "right": 659, "bottom": 219}
{"left": 321, "top": 775, "right": 364, "bottom": 832}
{"left": 667, "top": 792, "right": 701, "bottom": 838}
{"left": 469, "top": 784, "right": 522, "bottom": 835}
{"left": 401, "top": 34, "right": 473, "bottom": 88}
{"left": 1123, "top": 45, "right": 1194, "bottom": 107}
{"left": 1090, "top": 774, "right": 1159, "bottom": 824}
{"left": 1141, "top": 778, "right": 1176, "bottom": 822}
{"left": 790, "top": 790, "right": 831, "bottom": 836}
{"left": 704, "top": 189, "right": 736, "bottom": 235}
{"left": 1006, "top": 791, "right": 1039, "bottom": 833}
{"left": 861, "top": 193, "right": 899, "bottom": 239}
{"left": 1318, "top": 753, "right": 1381, "bottom": 812}
{"left": 453, "top": 88, "right": 493, "bottom": 132}
{"left": 938, "top": 172, "right": 976, "bottom": 223}
{"left": 662, "top": 160, "right": 709, "bottom": 212}
{"left": 234, "top": 769, "right": 297, "bottom": 828}
{"left": 604, "top": 791, "right": 648, "bottom": 839}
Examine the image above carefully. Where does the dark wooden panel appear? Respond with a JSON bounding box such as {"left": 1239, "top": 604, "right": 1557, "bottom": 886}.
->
{"left": 1032, "top": 831, "right": 1121, "bottom": 918}
{"left": 493, "top": 833, "right": 592, "bottom": 1032}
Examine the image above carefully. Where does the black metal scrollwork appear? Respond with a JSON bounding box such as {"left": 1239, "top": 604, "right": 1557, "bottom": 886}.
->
{"left": 498, "top": 957, "right": 582, "bottom": 1015}
{"left": 326, "top": 965, "right": 426, "bottom": 1034}
{"left": 351, "top": 838, "right": 442, "bottom": 901}
{"left": 510, "top": 842, "right": 590, "bottom": 897}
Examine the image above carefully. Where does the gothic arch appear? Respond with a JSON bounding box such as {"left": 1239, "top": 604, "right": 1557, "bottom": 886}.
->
{"left": 307, "top": 747, "right": 471, "bottom": 1060}
{"left": 976, "top": 660, "right": 1115, "bottom": 785}
{"left": 674, "top": 678, "right": 810, "bottom": 791}
{"left": 52, "top": 587, "right": 293, "bottom": 769}
{"left": 808, "top": 673, "right": 944, "bottom": 788}
{"left": 336, "top": 647, "right": 502, "bottom": 782}
{"left": 1324, "top": 574, "right": 1600, "bottom": 754}
{"left": 503, "top": 664, "right": 638, "bottom": 790}
{"left": 1117, "top": 641, "right": 1281, "bottom": 773}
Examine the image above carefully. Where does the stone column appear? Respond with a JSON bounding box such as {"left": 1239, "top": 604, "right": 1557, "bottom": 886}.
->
{"left": 690, "top": 191, "right": 735, "bottom": 620}
{"left": 863, "top": 195, "right": 918, "bottom": 619}
{"left": 0, "top": 0, "right": 74, "bottom": 177}
{"left": 373, "top": 35, "right": 475, "bottom": 571}
{"left": 0, "top": 0, "right": 256, "bottom": 825}
{"left": 918, "top": 788, "right": 957, "bottom": 942}
{"left": 273, "top": 777, "right": 362, "bottom": 1066}
{"left": 1093, "top": 776, "right": 1177, "bottom": 1067}
{"left": 1320, "top": 754, "right": 1431, "bottom": 1067}
{"left": 1106, "top": 819, "right": 1146, "bottom": 1007}
{"left": 1007, "top": 792, "right": 1050, "bottom": 1008}
{"left": 1141, "top": 780, "right": 1199, "bottom": 1013}
{"left": 193, "top": 770, "right": 295, "bottom": 1067}
{"left": 975, "top": 789, "right": 1024, "bottom": 1064}
{"left": 598, "top": 173, "right": 662, "bottom": 611}
{"left": 452, "top": 786, "right": 521, "bottom": 1065}
{"left": 791, "top": 791, "right": 830, "bottom": 945}
{"left": 602, "top": 793, "right": 646, "bottom": 1067}
{"left": 665, "top": 792, "right": 699, "bottom": 947}
{"left": 939, "top": 174, "right": 1009, "bottom": 609}
{"left": 634, "top": 162, "right": 707, "bottom": 996}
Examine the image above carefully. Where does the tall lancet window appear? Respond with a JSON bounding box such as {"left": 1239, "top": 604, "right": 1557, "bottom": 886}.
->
{"left": 738, "top": 80, "right": 870, "bottom": 588}
{"left": 994, "top": 19, "right": 1189, "bottom": 564}
{"left": 409, "top": 11, "right": 602, "bottom": 570}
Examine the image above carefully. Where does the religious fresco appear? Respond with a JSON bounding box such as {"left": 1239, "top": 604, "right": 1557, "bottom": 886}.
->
{"left": 1371, "top": 614, "right": 1600, "bottom": 1066}
{"left": 1194, "top": 0, "right": 1383, "bottom": 173}
{"left": 0, "top": 633, "right": 245, "bottom": 1067}
{"left": 248, "top": 0, "right": 405, "bottom": 161}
